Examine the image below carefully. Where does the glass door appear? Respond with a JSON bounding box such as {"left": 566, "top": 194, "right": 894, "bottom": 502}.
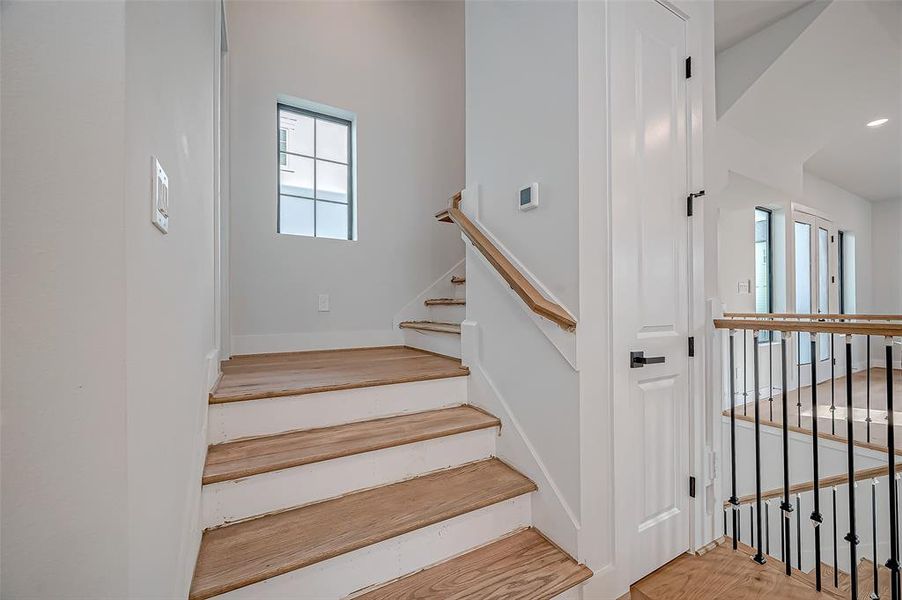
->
{"left": 793, "top": 210, "right": 837, "bottom": 386}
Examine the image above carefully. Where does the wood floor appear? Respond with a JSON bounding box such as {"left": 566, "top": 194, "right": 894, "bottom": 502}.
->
{"left": 351, "top": 528, "right": 591, "bottom": 600}
{"left": 202, "top": 405, "right": 499, "bottom": 485}
{"left": 730, "top": 368, "right": 902, "bottom": 454}
{"left": 189, "top": 459, "right": 536, "bottom": 600}
{"left": 631, "top": 540, "right": 844, "bottom": 600}
{"left": 211, "top": 346, "right": 468, "bottom": 403}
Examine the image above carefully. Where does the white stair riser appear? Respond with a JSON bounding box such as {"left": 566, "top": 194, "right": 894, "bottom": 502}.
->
{"left": 426, "top": 303, "right": 465, "bottom": 323}
{"left": 208, "top": 377, "right": 467, "bottom": 444}
{"left": 452, "top": 283, "right": 466, "bottom": 300}
{"left": 401, "top": 330, "right": 461, "bottom": 359}
{"left": 201, "top": 428, "right": 498, "bottom": 529}
{"left": 212, "top": 495, "right": 531, "bottom": 600}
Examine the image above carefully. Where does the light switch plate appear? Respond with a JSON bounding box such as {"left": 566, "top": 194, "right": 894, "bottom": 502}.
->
{"left": 151, "top": 156, "right": 169, "bottom": 234}
{"left": 318, "top": 294, "right": 330, "bottom": 312}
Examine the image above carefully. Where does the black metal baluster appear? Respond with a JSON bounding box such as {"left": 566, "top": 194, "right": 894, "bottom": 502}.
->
{"left": 729, "top": 330, "right": 740, "bottom": 549}
{"left": 884, "top": 337, "right": 899, "bottom": 600}
{"left": 753, "top": 332, "right": 766, "bottom": 564}
{"left": 810, "top": 335, "right": 822, "bottom": 589}
{"left": 750, "top": 504, "right": 755, "bottom": 548}
{"left": 831, "top": 332, "right": 836, "bottom": 436}
{"left": 781, "top": 332, "right": 793, "bottom": 575}
{"left": 872, "top": 478, "right": 880, "bottom": 600}
{"left": 833, "top": 486, "right": 839, "bottom": 588}
{"left": 797, "top": 494, "right": 803, "bottom": 571}
{"left": 845, "top": 334, "right": 860, "bottom": 600}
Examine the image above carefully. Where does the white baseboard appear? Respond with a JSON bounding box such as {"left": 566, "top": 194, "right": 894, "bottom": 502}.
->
{"left": 206, "top": 348, "right": 221, "bottom": 392}
{"left": 229, "top": 329, "right": 403, "bottom": 356}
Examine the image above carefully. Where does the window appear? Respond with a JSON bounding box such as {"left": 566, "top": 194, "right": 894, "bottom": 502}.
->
{"left": 838, "top": 230, "right": 856, "bottom": 314}
{"left": 278, "top": 103, "right": 353, "bottom": 240}
{"left": 754, "top": 208, "right": 773, "bottom": 341}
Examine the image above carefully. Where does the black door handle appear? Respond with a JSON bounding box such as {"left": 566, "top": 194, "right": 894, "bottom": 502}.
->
{"left": 630, "top": 351, "right": 666, "bottom": 369}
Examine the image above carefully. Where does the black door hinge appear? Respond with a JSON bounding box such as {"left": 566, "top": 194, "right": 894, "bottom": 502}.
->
{"left": 685, "top": 56, "right": 692, "bottom": 79}
{"left": 688, "top": 336, "right": 695, "bottom": 357}
{"left": 687, "top": 190, "right": 705, "bottom": 216}
{"left": 689, "top": 476, "right": 696, "bottom": 498}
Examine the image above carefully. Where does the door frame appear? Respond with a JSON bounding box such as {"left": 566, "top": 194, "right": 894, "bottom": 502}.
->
{"left": 790, "top": 204, "right": 839, "bottom": 388}
{"left": 606, "top": 0, "right": 709, "bottom": 590}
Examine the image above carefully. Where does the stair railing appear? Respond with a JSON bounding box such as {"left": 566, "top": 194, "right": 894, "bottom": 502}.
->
{"left": 436, "top": 192, "right": 576, "bottom": 332}
{"left": 715, "top": 315, "right": 902, "bottom": 599}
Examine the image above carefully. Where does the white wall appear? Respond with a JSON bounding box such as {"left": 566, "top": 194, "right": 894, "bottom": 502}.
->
{"left": 226, "top": 0, "right": 465, "bottom": 354}
{"left": 871, "top": 199, "right": 902, "bottom": 313}
{"left": 1, "top": 1, "right": 218, "bottom": 597}
{"left": 1, "top": 2, "right": 129, "bottom": 597}
{"left": 465, "top": 0, "right": 579, "bottom": 315}
{"left": 124, "top": 1, "right": 218, "bottom": 597}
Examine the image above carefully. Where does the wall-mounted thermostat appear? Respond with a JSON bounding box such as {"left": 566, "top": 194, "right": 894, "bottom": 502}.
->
{"left": 518, "top": 183, "right": 539, "bottom": 211}
{"left": 151, "top": 156, "right": 169, "bottom": 234}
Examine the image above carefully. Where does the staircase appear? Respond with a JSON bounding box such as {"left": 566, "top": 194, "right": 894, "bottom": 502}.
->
{"left": 190, "top": 345, "right": 590, "bottom": 599}
{"left": 399, "top": 272, "right": 466, "bottom": 359}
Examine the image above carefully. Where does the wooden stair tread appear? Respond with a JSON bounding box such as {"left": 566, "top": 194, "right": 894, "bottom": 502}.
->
{"left": 211, "top": 346, "right": 468, "bottom": 404}
{"left": 351, "top": 528, "right": 592, "bottom": 600}
{"left": 425, "top": 297, "right": 466, "bottom": 306}
{"left": 451, "top": 276, "right": 466, "bottom": 284}
{"left": 189, "top": 459, "right": 536, "bottom": 600}
{"left": 399, "top": 321, "right": 461, "bottom": 334}
{"left": 203, "top": 406, "right": 499, "bottom": 484}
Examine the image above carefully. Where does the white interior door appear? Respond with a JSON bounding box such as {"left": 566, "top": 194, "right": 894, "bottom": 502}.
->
{"left": 611, "top": 0, "right": 691, "bottom": 584}
{"left": 793, "top": 210, "right": 837, "bottom": 386}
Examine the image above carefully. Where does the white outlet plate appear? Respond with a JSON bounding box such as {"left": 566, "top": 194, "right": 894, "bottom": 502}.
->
{"left": 151, "top": 157, "right": 169, "bottom": 234}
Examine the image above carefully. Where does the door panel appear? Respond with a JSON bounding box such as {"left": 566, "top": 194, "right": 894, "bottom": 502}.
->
{"left": 612, "top": 0, "right": 690, "bottom": 584}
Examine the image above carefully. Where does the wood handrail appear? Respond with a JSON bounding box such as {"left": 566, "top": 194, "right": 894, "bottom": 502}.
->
{"left": 723, "top": 312, "right": 902, "bottom": 322}
{"left": 725, "top": 462, "right": 902, "bottom": 508}
{"left": 436, "top": 192, "right": 577, "bottom": 332}
{"left": 713, "top": 318, "right": 902, "bottom": 337}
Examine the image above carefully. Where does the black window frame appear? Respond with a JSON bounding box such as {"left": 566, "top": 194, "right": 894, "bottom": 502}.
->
{"left": 754, "top": 207, "right": 774, "bottom": 342}
{"left": 838, "top": 230, "right": 846, "bottom": 314}
{"left": 277, "top": 103, "right": 354, "bottom": 240}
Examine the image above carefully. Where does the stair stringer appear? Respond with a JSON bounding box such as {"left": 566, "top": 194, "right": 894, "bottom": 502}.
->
{"left": 467, "top": 360, "right": 580, "bottom": 556}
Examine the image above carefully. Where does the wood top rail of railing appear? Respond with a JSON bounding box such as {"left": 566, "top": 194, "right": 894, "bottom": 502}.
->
{"left": 435, "top": 192, "right": 577, "bottom": 332}
{"left": 713, "top": 318, "right": 902, "bottom": 337}
{"left": 725, "top": 463, "right": 902, "bottom": 508}
{"left": 723, "top": 312, "right": 902, "bottom": 322}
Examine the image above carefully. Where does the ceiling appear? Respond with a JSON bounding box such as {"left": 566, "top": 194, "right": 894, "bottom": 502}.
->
{"left": 716, "top": 0, "right": 902, "bottom": 202}
{"left": 714, "top": 0, "right": 814, "bottom": 53}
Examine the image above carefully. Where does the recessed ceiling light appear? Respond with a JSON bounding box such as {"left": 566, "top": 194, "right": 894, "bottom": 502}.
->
{"left": 866, "top": 118, "right": 889, "bottom": 128}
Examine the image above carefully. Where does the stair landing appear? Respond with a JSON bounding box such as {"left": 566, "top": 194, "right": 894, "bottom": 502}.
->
{"left": 212, "top": 346, "right": 468, "bottom": 403}
{"left": 631, "top": 540, "right": 842, "bottom": 600}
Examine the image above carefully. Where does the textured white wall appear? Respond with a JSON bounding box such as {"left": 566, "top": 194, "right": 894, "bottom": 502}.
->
{"left": 1, "top": 1, "right": 219, "bottom": 597}
{"left": 124, "top": 1, "right": 218, "bottom": 596}
{"left": 1, "top": 2, "right": 129, "bottom": 597}
{"left": 226, "top": 0, "right": 465, "bottom": 354}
